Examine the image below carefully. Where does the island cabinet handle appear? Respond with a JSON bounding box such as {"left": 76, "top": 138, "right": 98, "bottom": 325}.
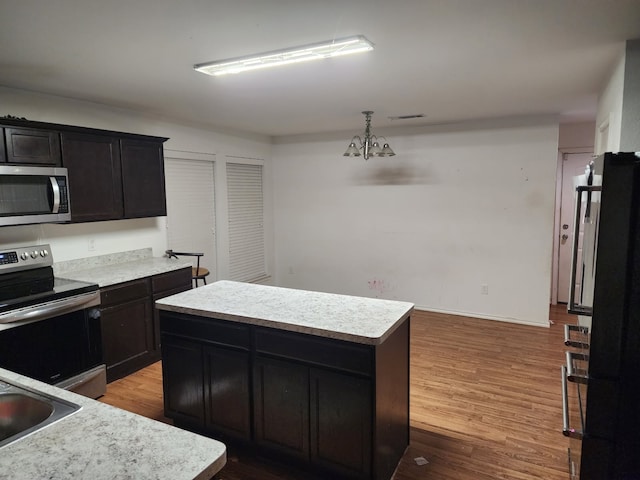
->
{"left": 561, "top": 366, "right": 583, "bottom": 439}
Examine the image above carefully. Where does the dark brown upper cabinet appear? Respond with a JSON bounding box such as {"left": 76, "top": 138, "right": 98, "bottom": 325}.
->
{"left": 0, "top": 117, "right": 168, "bottom": 223}
{"left": 0, "top": 128, "right": 6, "bottom": 163}
{"left": 61, "top": 132, "right": 123, "bottom": 222}
{"left": 3, "top": 127, "right": 61, "bottom": 166}
{"left": 121, "top": 138, "right": 167, "bottom": 218}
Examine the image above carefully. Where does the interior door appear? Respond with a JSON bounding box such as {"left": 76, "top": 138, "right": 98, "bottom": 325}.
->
{"left": 164, "top": 158, "right": 217, "bottom": 281}
{"left": 557, "top": 152, "right": 593, "bottom": 303}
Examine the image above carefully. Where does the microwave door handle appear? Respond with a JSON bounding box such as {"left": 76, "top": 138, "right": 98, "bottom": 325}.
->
{"left": 49, "top": 176, "right": 61, "bottom": 213}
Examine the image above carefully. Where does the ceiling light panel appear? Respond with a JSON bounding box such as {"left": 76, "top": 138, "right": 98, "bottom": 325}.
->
{"left": 194, "top": 35, "right": 373, "bottom": 76}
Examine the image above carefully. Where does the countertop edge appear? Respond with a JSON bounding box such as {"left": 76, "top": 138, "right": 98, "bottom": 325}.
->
{"left": 58, "top": 258, "right": 192, "bottom": 288}
{"left": 0, "top": 367, "right": 227, "bottom": 480}
{"left": 156, "top": 302, "right": 414, "bottom": 345}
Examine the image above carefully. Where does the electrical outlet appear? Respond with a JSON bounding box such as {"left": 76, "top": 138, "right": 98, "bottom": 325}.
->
{"left": 480, "top": 284, "right": 489, "bottom": 295}
{"left": 88, "top": 239, "right": 95, "bottom": 252}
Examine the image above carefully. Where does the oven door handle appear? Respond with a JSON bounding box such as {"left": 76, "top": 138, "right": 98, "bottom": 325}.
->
{"left": 0, "top": 291, "right": 100, "bottom": 326}
{"left": 561, "top": 365, "right": 583, "bottom": 439}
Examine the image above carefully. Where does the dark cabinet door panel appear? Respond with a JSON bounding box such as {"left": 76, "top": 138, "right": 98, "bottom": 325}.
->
{"left": 4, "top": 127, "right": 61, "bottom": 165}
{"left": 254, "top": 356, "right": 309, "bottom": 460}
{"left": 310, "top": 368, "right": 372, "bottom": 477}
{"left": 60, "top": 132, "right": 123, "bottom": 221}
{"left": 100, "top": 297, "right": 153, "bottom": 381}
{"left": 0, "top": 128, "right": 5, "bottom": 163}
{"left": 204, "top": 346, "right": 251, "bottom": 440}
{"left": 161, "top": 335, "right": 204, "bottom": 425}
{"left": 151, "top": 268, "right": 192, "bottom": 354}
{"left": 121, "top": 139, "right": 166, "bottom": 218}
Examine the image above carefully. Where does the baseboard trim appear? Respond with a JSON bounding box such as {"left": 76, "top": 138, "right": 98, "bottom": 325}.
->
{"left": 413, "top": 305, "right": 551, "bottom": 328}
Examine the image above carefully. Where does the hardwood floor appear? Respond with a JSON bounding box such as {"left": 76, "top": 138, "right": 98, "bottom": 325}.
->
{"left": 99, "top": 305, "right": 575, "bottom": 480}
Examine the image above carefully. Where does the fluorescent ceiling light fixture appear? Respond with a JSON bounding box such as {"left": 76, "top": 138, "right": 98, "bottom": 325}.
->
{"left": 194, "top": 35, "right": 374, "bottom": 76}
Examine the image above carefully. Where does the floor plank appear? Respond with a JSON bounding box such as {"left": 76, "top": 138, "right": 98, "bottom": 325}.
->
{"left": 100, "top": 304, "right": 573, "bottom": 479}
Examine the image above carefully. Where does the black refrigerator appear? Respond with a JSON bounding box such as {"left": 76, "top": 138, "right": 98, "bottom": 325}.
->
{"left": 563, "top": 151, "right": 640, "bottom": 479}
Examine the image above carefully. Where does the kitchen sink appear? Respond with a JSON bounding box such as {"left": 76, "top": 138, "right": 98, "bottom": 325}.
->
{"left": 0, "top": 377, "right": 81, "bottom": 448}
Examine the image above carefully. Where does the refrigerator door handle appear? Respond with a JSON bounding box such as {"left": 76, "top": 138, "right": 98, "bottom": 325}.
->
{"left": 566, "top": 351, "right": 589, "bottom": 384}
{"left": 561, "top": 365, "right": 584, "bottom": 439}
{"left": 564, "top": 324, "right": 590, "bottom": 349}
{"left": 568, "top": 185, "right": 602, "bottom": 316}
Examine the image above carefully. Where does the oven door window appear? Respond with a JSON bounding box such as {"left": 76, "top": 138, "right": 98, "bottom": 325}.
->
{"left": 0, "top": 309, "right": 102, "bottom": 384}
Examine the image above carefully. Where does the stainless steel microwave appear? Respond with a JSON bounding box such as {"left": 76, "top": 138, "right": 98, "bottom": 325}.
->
{"left": 0, "top": 165, "right": 71, "bottom": 226}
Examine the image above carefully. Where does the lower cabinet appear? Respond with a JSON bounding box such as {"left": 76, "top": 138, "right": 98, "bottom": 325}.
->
{"left": 160, "top": 311, "right": 409, "bottom": 480}
{"left": 253, "top": 356, "right": 372, "bottom": 476}
{"left": 310, "top": 368, "right": 372, "bottom": 477}
{"left": 162, "top": 335, "right": 205, "bottom": 424}
{"left": 101, "top": 267, "right": 191, "bottom": 383}
{"left": 254, "top": 356, "right": 310, "bottom": 460}
{"left": 204, "top": 345, "right": 251, "bottom": 440}
{"left": 100, "top": 279, "right": 153, "bottom": 382}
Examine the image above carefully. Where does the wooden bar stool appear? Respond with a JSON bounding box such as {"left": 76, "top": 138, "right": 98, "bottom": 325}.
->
{"left": 166, "top": 250, "right": 210, "bottom": 288}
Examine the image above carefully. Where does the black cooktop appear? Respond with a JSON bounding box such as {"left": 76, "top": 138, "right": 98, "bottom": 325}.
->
{"left": 0, "top": 266, "right": 99, "bottom": 314}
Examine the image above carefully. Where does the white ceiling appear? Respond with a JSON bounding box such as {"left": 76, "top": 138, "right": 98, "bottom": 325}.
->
{"left": 1, "top": 0, "right": 640, "bottom": 138}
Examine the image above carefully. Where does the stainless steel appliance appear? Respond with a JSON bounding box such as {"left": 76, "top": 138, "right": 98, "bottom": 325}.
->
{"left": 0, "top": 244, "right": 105, "bottom": 398}
{"left": 562, "top": 151, "right": 640, "bottom": 479}
{"left": 0, "top": 165, "right": 71, "bottom": 226}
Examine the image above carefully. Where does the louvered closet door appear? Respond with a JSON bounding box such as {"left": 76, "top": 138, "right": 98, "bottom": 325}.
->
{"left": 227, "top": 162, "right": 266, "bottom": 282}
{"left": 164, "top": 158, "right": 216, "bottom": 280}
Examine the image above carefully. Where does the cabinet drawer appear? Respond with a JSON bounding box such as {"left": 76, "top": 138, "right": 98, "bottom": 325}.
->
{"left": 101, "top": 279, "right": 150, "bottom": 307}
{"left": 255, "top": 327, "right": 373, "bottom": 376}
{"left": 152, "top": 267, "right": 192, "bottom": 294}
{"left": 160, "top": 313, "right": 250, "bottom": 350}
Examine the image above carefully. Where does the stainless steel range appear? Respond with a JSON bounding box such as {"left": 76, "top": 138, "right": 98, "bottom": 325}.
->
{"left": 0, "top": 244, "right": 105, "bottom": 398}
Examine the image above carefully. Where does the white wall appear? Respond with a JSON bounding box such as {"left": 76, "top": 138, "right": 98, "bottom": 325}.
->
{"left": 0, "top": 86, "right": 274, "bottom": 277}
{"left": 558, "top": 122, "right": 596, "bottom": 151}
{"left": 595, "top": 46, "right": 626, "bottom": 154}
{"left": 272, "top": 118, "right": 559, "bottom": 327}
{"left": 621, "top": 39, "right": 640, "bottom": 151}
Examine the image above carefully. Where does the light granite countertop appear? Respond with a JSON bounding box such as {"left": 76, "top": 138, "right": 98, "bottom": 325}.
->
{"left": 0, "top": 367, "right": 226, "bottom": 480}
{"left": 55, "top": 249, "right": 192, "bottom": 288}
{"left": 156, "top": 280, "right": 414, "bottom": 345}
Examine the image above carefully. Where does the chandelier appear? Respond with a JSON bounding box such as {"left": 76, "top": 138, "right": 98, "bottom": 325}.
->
{"left": 343, "top": 111, "right": 395, "bottom": 160}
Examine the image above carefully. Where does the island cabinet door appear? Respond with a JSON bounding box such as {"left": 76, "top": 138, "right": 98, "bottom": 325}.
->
{"left": 203, "top": 345, "right": 251, "bottom": 441}
{"left": 161, "top": 335, "right": 205, "bottom": 426}
{"left": 253, "top": 356, "right": 310, "bottom": 460}
{"left": 309, "top": 368, "right": 372, "bottom": 478}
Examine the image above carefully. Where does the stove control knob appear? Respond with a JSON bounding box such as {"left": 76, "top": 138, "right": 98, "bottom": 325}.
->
{"left": 20, "top": 252, "right": 28, "bottom": 261}
{"left": 40, "top": 250, "right": 48, "bottom": 257}
{"left": 30, "top": 251, "right": 38, "bottom": 259}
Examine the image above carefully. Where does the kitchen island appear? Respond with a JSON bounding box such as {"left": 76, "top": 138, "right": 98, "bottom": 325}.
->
{"left": 0, "top": 367, "right": 226, "bottom": 480}
{"left": 156, "top": 280, "right": 413, "bottom": 480}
